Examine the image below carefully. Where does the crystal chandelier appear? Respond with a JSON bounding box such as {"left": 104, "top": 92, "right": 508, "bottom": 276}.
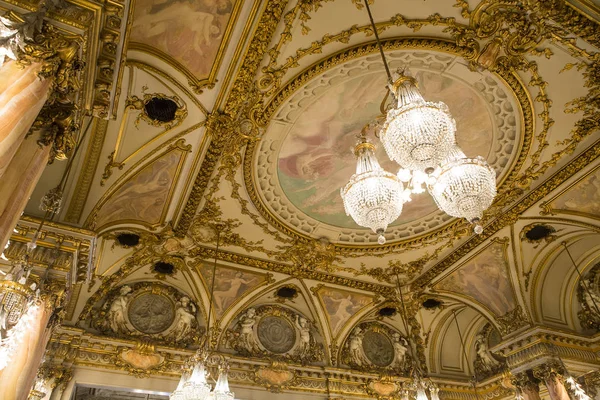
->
{"left": 340, "top": 136, "right": 404, "bottom": 245}
{"left": 341, "top": 0, "right": 497, "bottom": 241}
{"left": 380, "top": 74, "right": 456, "bottom": 172}
{"left": 427, "top": 148, "right": 496, "bottom": 235}
{"left": 170, "top": 354, "right": 234, "bottom": 400}
{"left": 170, "top": 228, "right": 235, "bottom": 400}
{"left": 0, "top": 254, "right": 39, "bottom": 370}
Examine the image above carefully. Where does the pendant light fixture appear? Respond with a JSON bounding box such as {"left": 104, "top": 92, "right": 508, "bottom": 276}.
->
{"left": 340, "top": 0, "right": 497, "bottom": 241}
{"left": 170, "top": 228, "right": 235, "bottom": 400}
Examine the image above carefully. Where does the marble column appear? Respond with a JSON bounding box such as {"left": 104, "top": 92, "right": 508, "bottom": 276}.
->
{"left": 0, "top": 285, "right": 64, "bottom": 400}
{"left": 0, "top": 61, "right": 52, "bottom": 179}
{"left": 534, "top": 364, "right": 570, "bottom": 400}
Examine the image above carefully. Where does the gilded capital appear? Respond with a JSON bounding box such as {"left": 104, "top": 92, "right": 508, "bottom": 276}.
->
{"left": 511, "top": 372, "right": 540, "bottom": 393}
{"left": 532, "top": 363, "right": 565, "bottom": 382}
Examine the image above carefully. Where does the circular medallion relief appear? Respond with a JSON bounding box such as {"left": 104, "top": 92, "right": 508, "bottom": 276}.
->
{"left": 362, "top": 330, "right": 394, "bottom": 367}
{"left": 257, "top": 316, "right": 296, "bottom": 354}
{"left": 128, "top": 293, "right": 175, "bottom": 334}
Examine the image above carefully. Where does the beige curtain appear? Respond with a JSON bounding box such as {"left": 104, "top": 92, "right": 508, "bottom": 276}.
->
{"left": 0, "top": 137, "right": 51, "bottom": 250}
{"left": 0, "top": 300, "right": 53, "bottom": 400}
{"left": 0, "top": 61, "right": 51, "bottom": 179}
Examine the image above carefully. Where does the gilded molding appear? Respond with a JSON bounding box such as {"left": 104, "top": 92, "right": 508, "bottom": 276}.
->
{"left": 64, "top": 118, "right": 109, "bottom": 223}
{"left": 174, "top": 0, "right": 290, "bottom": 236}
{"left": 126, "top": 0, "right": 244, "bottom": 94}
{"left": 44, "top": 326, "right": 508, "bottom": 399}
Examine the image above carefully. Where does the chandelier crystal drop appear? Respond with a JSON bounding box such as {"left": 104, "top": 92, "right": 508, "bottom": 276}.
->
{"left": 340, "top": 139, "right": 404, "bottom": 244}
{"left": 380, "top": 73, "right": 457, "bottom": 172}
{"left": 428, "top": 147, "right": 496, "bottom": 234}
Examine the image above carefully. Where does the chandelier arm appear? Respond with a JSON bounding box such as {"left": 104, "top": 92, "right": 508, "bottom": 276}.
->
{"left": 205, "top": 228, "right": 221, "bottom": 352}
{"left": 364, "top": 0, "right": 394, "bottom": 85}
{"left": 379, "top": 89, "right": 389, "bottom": 115}
{"left": 562, "top": 242, "right": 600, "bottom": 317}
{"left": 451, "top": 309, "right": 480, "bottom": 399}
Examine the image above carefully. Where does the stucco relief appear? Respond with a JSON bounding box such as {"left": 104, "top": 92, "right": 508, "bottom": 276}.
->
{"left": 224, "top": 305, "right": 324, "bottom": 365}
{"left": 341, "top": 322, "right": 410, "bottom": 373}
{"left": 92, "top": 283, "right": 199, "bottom": 346}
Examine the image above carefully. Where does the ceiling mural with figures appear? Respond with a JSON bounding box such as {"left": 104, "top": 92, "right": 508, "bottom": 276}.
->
{"left": 266, "top": 50, "right": 516, "bottom": 242}
{"left": 276, "top": 68, "right": 494, "bottom": 229}
{"left": 129, "top": 0, "right": 242, "bottom": 88}
{"left": 3, "top": 0, "right": 600, "bottom": 398}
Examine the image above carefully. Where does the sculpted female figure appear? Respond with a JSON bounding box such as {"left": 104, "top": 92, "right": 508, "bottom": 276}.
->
{"left": 107, "top": 285, "right": 132, "bottom": 333}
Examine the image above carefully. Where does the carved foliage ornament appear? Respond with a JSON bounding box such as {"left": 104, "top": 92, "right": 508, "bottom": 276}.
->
{"left": 125, "top": 92, "right": 188, "bottom": 131}
{"left": 224, "top": 305, "right": 324, "bottom": 365}
{"left": 577, "top": 263, "right": 600, "bottom": 330}
{"left": 341, "top": 321, "right": 411, "bottom": 374}
{"left": 92, "top": 282, "right": 199, "bottom": 346}
{"left": 0, "top": 6, "right": 85, "bottom": 162}
{"left": 496, "top": 305, "right": 529, "bottom": 336}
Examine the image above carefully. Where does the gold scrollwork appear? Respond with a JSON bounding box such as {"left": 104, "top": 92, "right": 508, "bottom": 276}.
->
{"left": 126, "top": 92, "right": 188, "bottom": 130}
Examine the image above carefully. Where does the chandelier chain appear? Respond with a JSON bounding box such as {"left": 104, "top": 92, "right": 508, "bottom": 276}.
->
{"left": 205, "top": 228, "right": 221, "bottom": 351}
{"left": 451, "top": 309, "right": 480, "bottom": 399}
{"left": 364, "top": 0, "right": 394, "bottom": 85}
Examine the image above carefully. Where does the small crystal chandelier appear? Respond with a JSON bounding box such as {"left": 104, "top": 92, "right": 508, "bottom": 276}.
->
{"left": 340, "top": 134, "right": 404, "bottom": 245}
{"left": 170, "top": 353, "right": 234, "bottom": 400}
{"left": 340, "top": 0, "right": 497, "bottom": 240}
{"left": 395, "top": 280, "right": 440, "bottom": 400}
{"left": 170, "top": 228, "right": 235, "bottom": 400}
{"left": 427, "top": 148, "right": 496, "bottom": 234}
{"left": 0, "top": 252, "right": 40, "bottom": 371}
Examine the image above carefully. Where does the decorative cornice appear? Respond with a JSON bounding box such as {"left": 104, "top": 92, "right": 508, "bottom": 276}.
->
{"left": 189, "top": 245, "right": 393, "bottom": 296}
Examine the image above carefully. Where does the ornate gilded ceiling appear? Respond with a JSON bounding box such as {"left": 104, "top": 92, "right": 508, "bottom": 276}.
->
{"left": 4, "top": 0, "right": 600, "bottom": 396}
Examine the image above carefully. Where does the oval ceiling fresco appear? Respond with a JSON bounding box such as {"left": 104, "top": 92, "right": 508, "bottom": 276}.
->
{"left": 253, "top": 49, "right": 522, "bottom": 244}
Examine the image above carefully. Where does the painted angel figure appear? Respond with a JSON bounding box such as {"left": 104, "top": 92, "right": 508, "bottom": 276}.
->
{"left": 238, "top": 308, "right": 260, "bottom": 353}
{"left": 295, "top": 314, "right": 311, "bottom": 356}
{"left": 171, "top": 296, "right": 197, "bottom": 342}
{"left": 107, "top": 285, "right": 132, "bottom": 333}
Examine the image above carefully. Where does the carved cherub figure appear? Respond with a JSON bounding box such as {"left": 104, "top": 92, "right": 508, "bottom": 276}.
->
{"left": 170, "top": 296, "right": 197, "bottom": 342}
{"left": 238, "top": 308, "right": 260, "bottom": 353}
{"left": 348, "top": 327, "right": 369, "bottom": 367}
{"left": 295, "top": 314, "right": 311, "bottom": 356}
